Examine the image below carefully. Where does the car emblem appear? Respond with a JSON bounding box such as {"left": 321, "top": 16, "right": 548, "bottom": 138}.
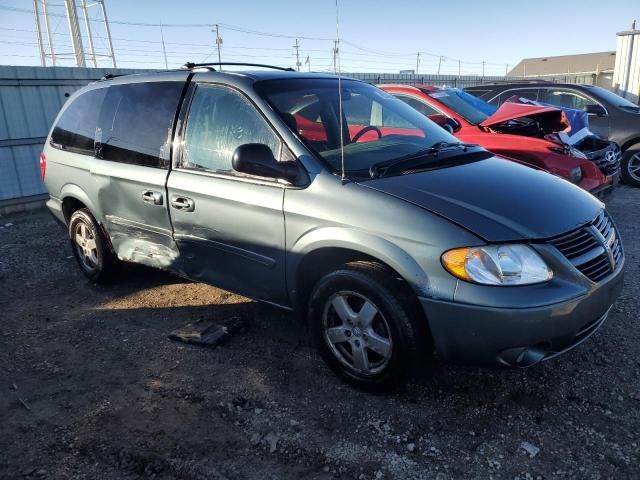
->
{"left": 604, "top": 150, "right": 617, "bottom": 163}
{"left": 589, "top": 224, "right": 617, "bottom": 269}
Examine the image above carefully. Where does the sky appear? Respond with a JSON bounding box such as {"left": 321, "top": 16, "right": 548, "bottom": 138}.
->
{"left": 0, "top": 0, "right": 637, "bottom": 75}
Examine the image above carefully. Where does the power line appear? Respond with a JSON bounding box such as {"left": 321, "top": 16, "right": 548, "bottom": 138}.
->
{"left": 0, "top": 5, "right": 513, "bottom": 71}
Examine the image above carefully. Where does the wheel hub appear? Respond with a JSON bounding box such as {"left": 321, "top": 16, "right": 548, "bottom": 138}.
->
{"left": 74, "top": 222, "right": 98, "bottom": 272}
{"left": 629, "top": 153, "right": 640, "bottom": 181}
{"left": 322, "top": 291, "right": 393, "bottom": 375}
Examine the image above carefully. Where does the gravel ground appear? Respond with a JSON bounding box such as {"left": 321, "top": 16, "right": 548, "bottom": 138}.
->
{"left": 1, "top": 186, "right": 639, "bottom": 480}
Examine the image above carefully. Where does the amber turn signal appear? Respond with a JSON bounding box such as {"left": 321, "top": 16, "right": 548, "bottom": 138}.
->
{"left": 441, "top": 247, "right": 472, "bottom": 282}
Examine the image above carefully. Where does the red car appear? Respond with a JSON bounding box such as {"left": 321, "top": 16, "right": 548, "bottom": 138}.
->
{"left": 380, "top": 84, "right": 614, "bottom": 196}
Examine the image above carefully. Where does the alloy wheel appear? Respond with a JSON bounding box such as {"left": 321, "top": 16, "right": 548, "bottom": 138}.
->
{"left": 73, "top": 222, "right": 98, "bottom": 273}
{"left": 628, "top": 152, "right": 640, "bottom": 182}
{"left": 322, "top": 291, "right": 393, "bottom": 375}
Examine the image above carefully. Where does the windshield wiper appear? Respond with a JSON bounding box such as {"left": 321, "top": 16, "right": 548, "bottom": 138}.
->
{"left": 369, "top": 142, "right": 479, "bottom": 178}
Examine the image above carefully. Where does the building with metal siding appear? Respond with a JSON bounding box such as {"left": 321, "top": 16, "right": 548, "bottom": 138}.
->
{"left": 506, "top": 51, "right": 616, "bottom": 89}
{"left": 0, "top": 65, "right": 146, "bottom": 213}
{"left": 613, "top": 29, "right": 640, "bottom": 103}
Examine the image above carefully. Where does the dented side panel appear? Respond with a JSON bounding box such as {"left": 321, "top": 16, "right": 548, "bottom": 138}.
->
{"left": 167, "top": 169, "right": 287, "bottom": 305}
{"left": 91, "top": 160, "right": 177, "bottom": 268}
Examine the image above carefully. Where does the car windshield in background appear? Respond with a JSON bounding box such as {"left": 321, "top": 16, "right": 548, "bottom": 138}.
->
{"left": 256, "top": 78, "right": 457, "bottom": 175}
{"left": 585, "top": 85, "right": 640, "bottom": 111}
{"left": 427, "top": 88, "right": 494, "bottom": 124}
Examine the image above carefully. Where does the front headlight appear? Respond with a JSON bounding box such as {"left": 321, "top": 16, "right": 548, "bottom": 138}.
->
{"left": 568, "top": 146, "right": 588, "bottom": 159}
{"left": 442, "top": 244, "right": 553, "bottom": 286}
{"left": 568, "top": 166, "right": 583, "bottom": 184}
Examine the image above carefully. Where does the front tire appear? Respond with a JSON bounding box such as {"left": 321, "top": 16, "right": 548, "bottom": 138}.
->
{"left": 308, "top": 261, "right": 431, "bottom": 391}
{"left": 68, "top": 208, "right": 118, "bottom": 283}
{"left": 621, "top": 145, "right": 640, "bottom": 187}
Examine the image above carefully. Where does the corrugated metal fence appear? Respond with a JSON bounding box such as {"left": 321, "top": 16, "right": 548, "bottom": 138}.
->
{"left": 345, "top": 72, "right": 514, "bottom": 88}
{"left": 0, "top": 65, "right": 145, "bottom": 206}
{"left": 0, "top": 66, "right": 522, "bottom": 208}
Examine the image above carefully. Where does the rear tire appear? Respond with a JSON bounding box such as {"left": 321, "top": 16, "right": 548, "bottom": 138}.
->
{"left": 621, "top": 144, "right": 640, "bottom": 187}
{"left": 68, "top": 208, "right": 118, "bottom": 283}
{"left": 308, "top": 261, "right": 432, "bottom": 391}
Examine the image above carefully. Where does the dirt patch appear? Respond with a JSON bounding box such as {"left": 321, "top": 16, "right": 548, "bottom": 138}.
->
{"left": 1, "top": 186, "right": 639, "bottom": 479}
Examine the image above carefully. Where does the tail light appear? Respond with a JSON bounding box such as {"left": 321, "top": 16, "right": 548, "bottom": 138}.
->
{"left": 39, "top": 152, "right": 47, "bottom": 180}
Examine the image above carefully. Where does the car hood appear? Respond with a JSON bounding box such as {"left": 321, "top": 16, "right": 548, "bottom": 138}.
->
{"left": 480, "top": 102, "right": 564, "bottom": 128}
{"left": 362, "top": 156, "right": 602, "bottom": 242}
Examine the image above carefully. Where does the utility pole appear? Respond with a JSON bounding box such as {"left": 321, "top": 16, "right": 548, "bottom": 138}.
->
{"left": 293, "top": 39, "right": 301, "bottom": 71}
{"left": 481, "top": 61, "right": 486, "bottom": 77}
{"left": 416, "top": 52, "right": 420, "bottom": 74}
{"left": 99, "top": 0, "right": 116, "bottom": 67}
{"left": 64, "top": 0, "right": 86, "bottom": 67}
{"left": 34, "top": 0, "right": 115, "bottom": 68}
{"left": 33, "top": 0, "right": 46, "bottom": 66}
{"left": 43, "top": 0, "right": 56, "bottom": 66}
{"left": 215, "top": 24, "right": 222, "bottom": 66}
{"left": 505, "top": 64, "right": 509, "bottom": 76}
{"left": 160, "top": 21, "right": 168, "bottom": 69}
{"left": 81, "top": 0, "right": 97, "bottom": 67}
{"left": 458, "top": 59, "right": 461, "bottom": 76}
{"left": 437, "top": 56, "right": 444, "bottom": 75}
{"left": 333, "top": 39, "right": 339, "bottom": 74}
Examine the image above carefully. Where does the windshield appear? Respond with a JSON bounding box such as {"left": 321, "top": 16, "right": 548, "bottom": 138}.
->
{"left": 426, "top": 88, "right": 496, "bottom": 124}
{"left": 256, "top": 78, "right": 457, "bottom": 174}
{"left": 584, "top": 85, "right": 640, "bottom": 110}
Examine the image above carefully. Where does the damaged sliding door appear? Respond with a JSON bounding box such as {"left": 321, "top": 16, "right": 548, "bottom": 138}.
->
{"left": 92, "top": 75, "right": 188, "bottom": 269}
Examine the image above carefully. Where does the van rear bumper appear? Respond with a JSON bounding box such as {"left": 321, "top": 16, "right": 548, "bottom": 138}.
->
{"left": 46, "top": 196, "right": 66, "bottom": 227}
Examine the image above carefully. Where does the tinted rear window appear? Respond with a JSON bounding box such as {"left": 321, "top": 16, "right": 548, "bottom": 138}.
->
{"left": 97, "top": 82, "right": 183, "bottom": 168}
{"left": 495, "top": 88, "right": 539, "bottom": 106}
{"left": 50, "top": 88, "right": 107, "bottom": 155}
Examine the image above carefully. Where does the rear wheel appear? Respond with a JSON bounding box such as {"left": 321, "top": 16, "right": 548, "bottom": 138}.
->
{"left": 621, "top": 145, "right": 640, "bottom": 187}
{"left": 308, "top": 261, "right": 431, "bottom": 390}
{"left": 69, "top": 208, "right": 118, "bottom": 283}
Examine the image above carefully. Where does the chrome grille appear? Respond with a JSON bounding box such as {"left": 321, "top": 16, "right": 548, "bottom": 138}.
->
{"left": 549, "top": 210, "right": 623, "bottom": 283}
{"left": 590, "top": 149, "right": 621, "bottom": 177}
{"left": 585, "top": 144, "right": 621, "bottom": 177}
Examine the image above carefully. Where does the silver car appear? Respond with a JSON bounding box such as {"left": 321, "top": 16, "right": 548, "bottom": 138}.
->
{"left": 42, "top": 65, "right": 624, "bottom": 389}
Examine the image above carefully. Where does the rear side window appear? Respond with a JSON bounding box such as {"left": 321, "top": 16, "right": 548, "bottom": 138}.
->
{"left": 494, "top": 88, "right": 539, "bottom": 106}
{"left": 540, "top": 89, "right": 598, "bottom": 111}
{"left": 97, "top": 82, "right": 183, "bottom": 168}
{"left": 395, "top": 96, "right": 439, "bottom": 117}
{"left": 465, "top": 89, "right": 492, "bottom": 100}
{"left": 50, "top": 88, "right": 106, "bottom": 155}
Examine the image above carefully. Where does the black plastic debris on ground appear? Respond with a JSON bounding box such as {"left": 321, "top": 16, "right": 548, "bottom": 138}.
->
{"left": 169, "top": 316, "right": 247, "bottom": 347}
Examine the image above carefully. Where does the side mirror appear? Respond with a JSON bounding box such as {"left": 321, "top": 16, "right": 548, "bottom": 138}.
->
{"left": 585, "top": 104, "right": 606, "bottom": 116}
{"left": 428, "top": 114, "right": 461, "bottom": 133}
{"left": 446, "top": 117, "right": 462, "bottom": 133}
{"left": 232, "top": 143, "right": 298, "bottom": 182}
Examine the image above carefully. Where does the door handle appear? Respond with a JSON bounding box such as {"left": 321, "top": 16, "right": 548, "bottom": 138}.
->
{"left": 142, "top": 190, "right": 163, "bottom": 205}
{"left": 170, "top": 195, "right": 195, "bottom": 212}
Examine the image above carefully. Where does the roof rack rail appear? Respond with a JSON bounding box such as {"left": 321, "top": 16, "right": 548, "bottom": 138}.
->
{"left": 100, "top": 73, "right": 124, "bottom": 81}
{"left": 180, "top": 62, "right": 295, "bottom": 72}
{"left": 477, "top": 79, "right": 552, "bottom": 85}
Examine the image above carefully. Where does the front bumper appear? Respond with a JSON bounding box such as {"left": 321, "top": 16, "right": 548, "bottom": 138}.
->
{"left": 591, "top": 171, "right": 620, "bottom": 200}
{"left": 418, "top": 265, "right": 624, "bottom": 367}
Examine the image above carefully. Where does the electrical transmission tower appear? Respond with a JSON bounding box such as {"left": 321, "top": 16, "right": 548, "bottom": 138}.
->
{"left": 33, "top": 0, "right": 116, "bottom": 67}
